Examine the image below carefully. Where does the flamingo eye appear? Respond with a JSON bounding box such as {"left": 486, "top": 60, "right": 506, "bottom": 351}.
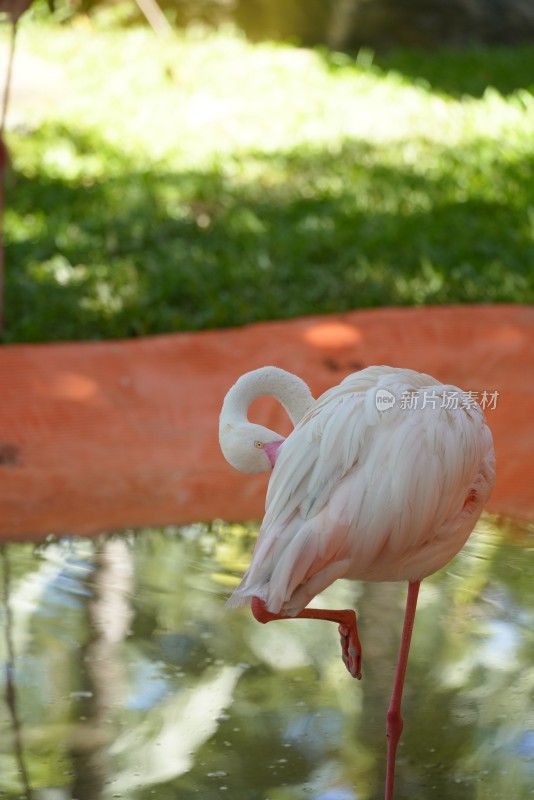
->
{"left": 254, "top": 441, "right": 264, "bottom": 449}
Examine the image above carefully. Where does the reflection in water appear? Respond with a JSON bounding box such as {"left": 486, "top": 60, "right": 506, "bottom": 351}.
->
{"left": 0, "top": 517, "right": 532, "bottom": 800}
{"left": 1, "top": 546, "right": 34, "bottom": 800}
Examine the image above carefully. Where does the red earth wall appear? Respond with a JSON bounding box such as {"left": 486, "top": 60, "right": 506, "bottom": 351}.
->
{"left": 1, "top": 305, "right": 532, "bottom": 540}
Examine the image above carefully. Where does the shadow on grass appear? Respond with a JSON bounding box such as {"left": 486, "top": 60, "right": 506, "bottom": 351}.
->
{"left": 5, "top": 125, "right": 534, "bottom": 342}
{"left": 321, "top": 45, "right": 534, "bottom": 99}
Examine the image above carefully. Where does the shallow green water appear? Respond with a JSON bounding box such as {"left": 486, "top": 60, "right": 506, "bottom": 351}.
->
{"left": 0, "top": 516, "right": 533, "bottom": 800}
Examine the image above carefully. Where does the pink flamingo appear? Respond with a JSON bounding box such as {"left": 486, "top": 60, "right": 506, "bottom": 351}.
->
{"left": 219, "top": 365, "right": 495, "bottom": 799}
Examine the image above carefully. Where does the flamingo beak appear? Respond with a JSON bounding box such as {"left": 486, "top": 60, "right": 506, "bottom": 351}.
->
{"left": 264, "top": 440, "right": 284, "bottom": 468}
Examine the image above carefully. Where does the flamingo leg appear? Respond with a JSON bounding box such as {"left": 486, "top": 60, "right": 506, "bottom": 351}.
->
{"left": 385, "top": 580, "right": 420, "bottom": 800}
{"left": 251, "top": 596, "right": 362, "bottom": 679}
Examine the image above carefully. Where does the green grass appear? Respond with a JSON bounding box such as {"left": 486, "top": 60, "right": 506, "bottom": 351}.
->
{"left": 4, "top": 17, "right": 534, "bottom": 342}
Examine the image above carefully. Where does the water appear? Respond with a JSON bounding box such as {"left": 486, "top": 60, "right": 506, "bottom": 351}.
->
{"left": 0, "top": 516, "right": 533, "bottom": 800}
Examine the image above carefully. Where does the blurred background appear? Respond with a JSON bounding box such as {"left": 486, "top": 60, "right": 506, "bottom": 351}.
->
{"left": 127, "top": 0, "right": 534, "bottom": 49}
{"left": 26, "top": 0, "right": 534, "bottom": 49}
{"left": 1, "top": 0, "right": 533, "bottom": 342}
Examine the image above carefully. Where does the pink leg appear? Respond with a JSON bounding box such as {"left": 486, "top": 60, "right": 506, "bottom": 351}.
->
{"left": 251, "top": 596, "right": 362, "bottom": 679}
{"left": 385, "top": 580, "right": 420, "bottom": 800}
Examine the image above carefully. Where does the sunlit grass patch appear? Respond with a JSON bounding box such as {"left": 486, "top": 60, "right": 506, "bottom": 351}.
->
{"left": 4, "top": 21, "right": 534, "bottom": 341}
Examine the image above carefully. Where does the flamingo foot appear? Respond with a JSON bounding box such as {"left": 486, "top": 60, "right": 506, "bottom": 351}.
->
{"left": 339, "top": 618, "right": 362, "bottom": 680}
{"left": 251, "top": 596, "right": 362, "bottom": 679}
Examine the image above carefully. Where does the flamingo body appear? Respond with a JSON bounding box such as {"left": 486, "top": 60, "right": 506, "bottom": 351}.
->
{"left": 224, "top": 366, "right": 495, "bottom": 615}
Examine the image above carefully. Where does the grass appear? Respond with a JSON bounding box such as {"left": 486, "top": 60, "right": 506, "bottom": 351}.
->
{"left": 4, "top": 15, "right": 534, "bottom": 342}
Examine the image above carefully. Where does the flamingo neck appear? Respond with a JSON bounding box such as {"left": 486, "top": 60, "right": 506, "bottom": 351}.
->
{"left": 221, "top": 366, "right": 314, "bottom": 428}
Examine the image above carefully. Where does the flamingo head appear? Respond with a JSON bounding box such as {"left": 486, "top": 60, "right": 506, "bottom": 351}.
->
{"left": 219, "top": 421, "right": 284, "bottom": 474}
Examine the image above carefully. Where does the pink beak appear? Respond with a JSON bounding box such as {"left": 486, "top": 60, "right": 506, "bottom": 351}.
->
{"left": 264, "top": 440, "right": 284, "bottom": 468}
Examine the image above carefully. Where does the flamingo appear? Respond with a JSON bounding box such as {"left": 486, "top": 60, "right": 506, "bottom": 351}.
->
{"left": 219, "top": 365, "right": 495, "bottom": 800}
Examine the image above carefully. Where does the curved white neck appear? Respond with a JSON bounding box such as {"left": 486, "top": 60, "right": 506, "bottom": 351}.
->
{"left": 221, "top": 366, "right": 314, "bottom": 428}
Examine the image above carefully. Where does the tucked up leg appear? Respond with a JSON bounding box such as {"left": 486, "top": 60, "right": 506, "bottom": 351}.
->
{"left": 251, "top": 596, "right": 362, "bottom": 679}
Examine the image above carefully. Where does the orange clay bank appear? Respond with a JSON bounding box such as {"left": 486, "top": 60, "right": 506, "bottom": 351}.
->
{"left": 0, "top": 305, "right": 532, "bottom": 540}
